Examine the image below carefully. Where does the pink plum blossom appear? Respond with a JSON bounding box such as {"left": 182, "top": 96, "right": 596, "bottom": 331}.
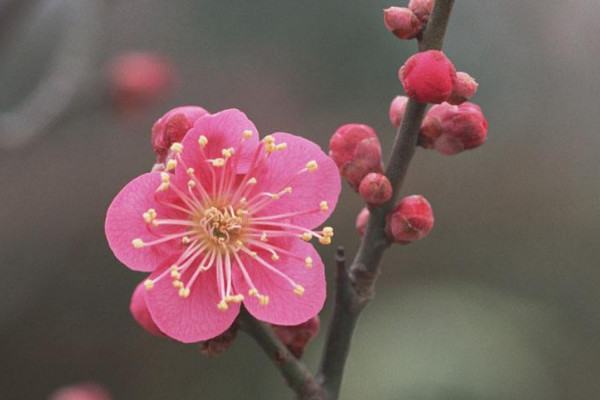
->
{"left": 106, "top": 108, "right": 340, "bottom": 343}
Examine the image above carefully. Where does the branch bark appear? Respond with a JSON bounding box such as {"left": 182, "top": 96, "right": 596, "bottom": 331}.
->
{"left": 316, "top": 2, "right": 455, "bottom": 399}
{"left": 239, "top": 309, "right": 326, "bottom": 400}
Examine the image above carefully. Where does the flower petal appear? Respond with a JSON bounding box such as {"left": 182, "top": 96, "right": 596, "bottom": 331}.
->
{"left": 105, "top": 172, "right": 187, "bottom": 272}
{"left": 251, "top": 132, "right": 341, "bottom": 229}
{"left": 233, "top": 240, "right": 326, "bottom": 325}
{"left": 130, "top": 280, "right": 165, "bottom": 337}
{"left": 145, "top": 259, "right": 241, "bottom": 343}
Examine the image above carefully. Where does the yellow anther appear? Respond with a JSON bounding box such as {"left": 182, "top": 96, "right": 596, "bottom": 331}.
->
{"left": 170, "top": 267, "right": 181, "bottom": 279}
{"left": 236, "top": 209, "right": 248, "bottom": 216}
{"left": 240, "top": 197, "right": 248, "bottom": 205}
{"left": 319, "top": 236, "right": 332, "bottom": 245}
{"left": 284, "top": 187, "right": 292, "bottom": 194}
{"left": 186, "top": 167, "right": 195, "bottom": 175}
{"left": 160, "top": 172, "right": 170, "bottom": 183}
{"left": 178, "top": 287, "right": 190, "bottom": 298}
{"left": 293, "top": 284, "right": 305, "bottom": 296}
{"left": 242, "top": 130, "right": 253, "bottom": 139}
{"left": 143, "top": 212, "right": 151, "bottom": 223}
{"left": 306, "top": 160, "right": 318, "bottom": 172}
{"left": 170, "top": 142, "right": 183, "bottom": 153}
{"left": 165, "top": 159, "right": 177, "bottom": 171}
{"left": 235, "top": 240, "right": 243, "bottom": 247}
{"left": 305, "top": 256, "right": 313, "bottom": 268}
{"left": 276, "top": 143, "right": 287, "bottom": 151}
{"left": 188, "top": 180, "right": 196, "bottom": 188}
{"left": 198, "top": 135, "right": 208, "bottom": 147}
{"left": 217, "top": 300, "right": 229, "bottom": 311}
{"left": 157, "top": 182, "right": 169, "bottom": 191}
{"left": 263, "top": 135, "right": 275, "bottom": 144}
{"left": 211, "top": 158, "right": 225, "bottom": 167}
{"left": 222, "top": 148, "right": 233, "bottom": 158}
{"left": 144, "top": 279, "right": 154, "bottom": 290}
{"left": 320, "top": 201, "right": 329, "bottom": 211}
{"left": 322, "top": 227, "right": 334, "bottom": 237}
{"left": 132, "top": 238, "right": 145, "bottom": 248}
{"left": 301, "top": 232, "right": 312, "bottom": 241}
{"left": 271, "top": 253, "right": 280, "bottom": 261}
{"left": 182, "top": 236, "right": 190, "bottom": 244}
{"left": 259, "top": 295, "right": 270, "bottom": 306}
{"left": 250, "top": 251, "right": 258, "bottom": 258}
{"left": 173, "top": 280, "right": 183, "bottom": 288}
{"left": 260, "top": 232, "right": 268, "bottom": 242}
{"left": 265, "top": 143, "right": 276, "bottom": 154}
{"left": 152, "top": 220, "right": 159, "bottom": 227}
{"left": 248, "top": 288, "right": 259, "bottom": 296}
{"left": 233, "top": 294, "right": 245, "bottom": 302}
{"left": 270, "top": 193, "right": 280, "bottom": 200}
{"left": 247, "top": 177, "right": 257, "bottom": 185}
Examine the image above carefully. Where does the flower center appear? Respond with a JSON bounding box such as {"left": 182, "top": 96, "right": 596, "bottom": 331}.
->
{"left": 196, "top": 205, "right": 246, "bottom": 249}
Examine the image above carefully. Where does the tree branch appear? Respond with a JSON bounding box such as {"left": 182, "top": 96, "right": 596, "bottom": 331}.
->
{"left": 239, "top": 309, "right": 326, "bottom": 400}
{"left": 316, "top": 1, "right": 455, "bottom": 399}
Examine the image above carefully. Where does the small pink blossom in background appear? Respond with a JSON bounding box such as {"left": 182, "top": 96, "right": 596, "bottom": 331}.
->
{"left": 108, "top": 52, "right": 175, "bottom": 114}
{"left": 420, "top": 102, "right": 488, "bottom": 155}
{"left": 359, "top": 172, "right": 393, "bottom": 205}
{"left": 408, "top": 0, "right": 434, "bottom": 23}
{"left": 329, "top": 124, "right": 383, "bottom": 189}
{"left": 399, "top": 50, "right": 457, "bottom": 104}
{"left": 272, "top": 315, "right": 320, "bottom": 358}
{"left": 447, "top": 71, "right": 479, "bottom": 105}
{"left": 106, "top": 108, "right": 340, "bottom": 343}
{"left": 387, "top": 195, "right": 434, "bottom": 243}
{"left": 389, "top": 95, "right": 409, "bottom": 127}
{"left": 383, "top": 7, "right": 422, "bottom": 40}
{"left": 355, "top": 207, "right": 369, "bottom": 238}
{"left": 151, "top": 106, "right": 210, "bottom": 162}
{"left": 48, "top": 383, "right": 111, "bottom": 400}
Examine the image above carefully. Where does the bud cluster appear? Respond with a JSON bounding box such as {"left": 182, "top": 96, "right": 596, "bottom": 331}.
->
{"left": 383, "top": 1, "right": 434, "bottom": 40}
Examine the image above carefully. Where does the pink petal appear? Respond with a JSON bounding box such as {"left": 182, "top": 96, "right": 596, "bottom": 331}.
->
{"left": 130, "top": 280, "right": 165, "bottom": 337}
{"left": 145, "top": 260, "right": 240, "bottom": 343}
{"left": 176, "top": 109, "right": 259, "bottom": 189}
{"left": 105, "top": 173, "right": 187, "bottom": 271}
{"left": 233, "top": 240, "right": 326, "bottom": 325}
{"left": 251, "top": 132, "right": 341, "bottom": 229}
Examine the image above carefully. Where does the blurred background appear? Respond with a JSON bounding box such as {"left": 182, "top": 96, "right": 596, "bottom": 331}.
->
{"left": 1, "top": 0, "right": 599, "bottom": 399}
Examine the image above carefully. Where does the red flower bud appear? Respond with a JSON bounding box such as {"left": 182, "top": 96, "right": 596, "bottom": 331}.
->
{"left": 419, "top": 102, "right": 488, "bottom": 155}
{"left": 199, "top": 321, "right": 240, "bottom": 357}
{"left": 151, "top": 106, "right": 210, "bottom": 162}
{"left": 387, "top": 195, "right": 434, "bottom": 243}
{"left": 356, "top": 207, "right": 370, "bottom": 238}
{"left": 130, "top": 281, "right": 166, "bottom": 338}
{"left": 329, "top": 124, "right": 383, "bottom": 189}
{"left": 389, "top": 95, "right": 409, "bottom": 127}
{"left": 384, "top": 7, "right": 422, "bottom": 40}
{"left": 408, "top": 0, "right": 434, "bottom": 23}
{"left": 272, "top": 316, "right": 320, "bottom": 358}
{"left": 399, "top": 50, "right": 457, "bottom": 104}
{"left": 49, "top": 383, "right": 112, "bottom": 400}
{"left": 447, "top": 71, "right": 479, "bottom": 105}
{"left": 108, "top": 52, "right": 175, "bottom": 113}
{"left": 359, "top": 173, "right": 393, "bottom": 205}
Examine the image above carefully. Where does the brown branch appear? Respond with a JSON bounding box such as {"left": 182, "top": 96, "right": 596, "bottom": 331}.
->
{"left": 239, "top": 309, "right": 326, "bottom": 400}
{"left": 315, "top": 1, "right": 456, "bottom": 399}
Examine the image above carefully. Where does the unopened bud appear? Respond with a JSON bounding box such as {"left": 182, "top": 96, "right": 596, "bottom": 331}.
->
{"left": 198, "top": 321, "right": 240, "bottom": 357}
{"left": 49, "top": 383, "right": 112, "bottom": 400}
{"left": 356, "top": 207, "right": 370, "bottom": 238}
{"left": 387, "top": 195, "right": 434, "bottom": 243}
{"left": 359, "top": 173, "right": 393, "bottom": 205}
{"left": 389, "top": 95, "right": 409, "bottom": 127}
{"left": 383, "top": 7, "right": 422, "bottom": 40}
{"left": 447, "top": 71, "right": 479, "bottom": 105}
{"left": 272, "top": 316, "right": 320, "bottom": 358}
{"left": 329, "top": 124, "right": 383, "bottom": 189}
{"left": 130, "top": 281, "right": 166, "bottom": 338}
{"left": 108, "top": 52, "right": 175, "bottom": 114}
{"left": 151, "top": 106, "right": 210, "bottom": 162}
{"left": 408, "top": 0, "right": 434, "bottom": 23}
{"left": 419, "top": 102, "right": 488, "bottom": 155}
{"left": 399, "top": 50, "right": 457, "bottom": 104}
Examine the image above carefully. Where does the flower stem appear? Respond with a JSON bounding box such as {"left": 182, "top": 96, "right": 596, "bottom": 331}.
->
{"left": 316, "top": 1, "right": 456, "bottom": 399}
{"left": 239, "top": 309, "right": 326, "bottom": 400}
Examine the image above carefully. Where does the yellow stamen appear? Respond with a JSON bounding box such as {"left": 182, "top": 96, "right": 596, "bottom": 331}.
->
{"left": 242, "top": 130, "right": 253, "bottom": 139}
{"left": 305, "top": 256, "right": 313, "bottom": 268}
{"left": 263, "top": 135, "right": 275, "bottom": 144}
{"left": 188, "top": 180, "right": 195, "bottom": 188}
{"left": 260, "top": 232, "right": 268, "bottom": 242}
{"left": 271, "top": 253, "right": 280, "bottom": 261}
{"left": 217, "top": 300, "right": 229, "bottom": 311}
{"left": 170, "top": 142, "right": 183, "bottom": 153}
{"left": 222, "top": 148, "right": 233, "bottom": 158}
{"left": 306, "top": 160, "right": 318, "bottom": 172}
{"left": 144, "top": 279, "right": 154, "bottom": 290}
{"left": 186, "top": 167, "right": 195, "bottom": 175}
{"left": 293, "top": 284, "right": 305, "bottom": 296}
{"left": 165, "top": 159, "right": 177, "bottom": 171}
{"left": 319, "top": 236, "right": 332, "bottom": 245}
{"left": 259, "top": 295, "right": 270, "bottom": 306}
{"left": 198, "top": 135, "right": 208, "bottom": 147}
{"left": 276, "top": 143, "right": 287, "bottom": 151}
{"left": 212, "top": 158, "right": 225, "bottom": 167}
{"left": 248, "top": 288, "right": 259, "bottom": 296}
{"left": 284, "top": 187, "right": 292, "bottom": 194}
{"left": 301, "top": 232, "right": 312, "bottom": 241}
{"left": 320, "top": 201, "right": 328, "bottom": 211}
{"left": 247, "top": 178, "right": 257, "bottom": 185}
{"left": 132, "top": 238, "right": 144, "bottom": 248}
{"left": 322, "top": 227, "right": 334, "bottom": 237}
{"left": 182, "top": 236, "right": 190, "bottom": 244}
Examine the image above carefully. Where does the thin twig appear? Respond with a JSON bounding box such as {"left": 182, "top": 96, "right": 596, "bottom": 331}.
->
{"left": 316, "top": 2, "right": 455, "bottom": 399}
{"left": 239, "top": 309, "right": 326, "bottom": 400}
